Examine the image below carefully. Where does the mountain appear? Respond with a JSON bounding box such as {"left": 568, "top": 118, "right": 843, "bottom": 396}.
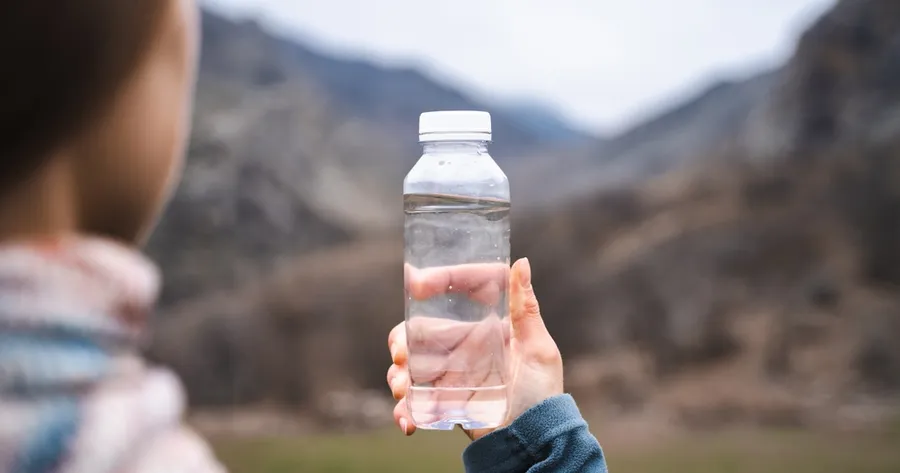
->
{"left": 516, "top": 72, "right": 780, "bottom": 205}
{"left": 198, "top": 11, "right": 588, "bottom": 162}
{"left": 150, "top": 0, "right": 900, "bottom": 429}
{"left": 492, "top": 99, "right": 596, "bottom": 144}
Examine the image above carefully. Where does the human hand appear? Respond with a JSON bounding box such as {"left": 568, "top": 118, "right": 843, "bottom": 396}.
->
{"left": 387, "top": 258, "right": 563, "bottom": 441}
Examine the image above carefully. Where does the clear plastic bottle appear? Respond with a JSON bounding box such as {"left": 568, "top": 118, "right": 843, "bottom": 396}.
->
{"left": 403, "top": 111, "right": 511, "bottom": 430}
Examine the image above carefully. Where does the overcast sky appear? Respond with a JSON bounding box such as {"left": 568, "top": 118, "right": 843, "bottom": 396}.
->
{"left": 204, "top": 0, "right": 835, "bottom": 134}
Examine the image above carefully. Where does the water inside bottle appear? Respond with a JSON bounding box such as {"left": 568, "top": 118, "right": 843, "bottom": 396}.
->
{"left": 403, "top": 193, "right": 511, "bottom": 430}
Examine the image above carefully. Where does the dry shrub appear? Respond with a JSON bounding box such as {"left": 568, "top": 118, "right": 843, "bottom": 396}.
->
{"left": 667, "top": 375, "right": 809, "bottom": 430}
{"left": 854, "top": 298, "right": 900, "bottom": 392}
{"left": 151, "top": 239, "right": 402, "bottom": 412}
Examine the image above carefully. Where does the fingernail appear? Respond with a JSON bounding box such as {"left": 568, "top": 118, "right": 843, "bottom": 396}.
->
{"left": 519, "top": 257, "right": 532, "bottom": 287}
{"left": 400, "top": 418, "right": 409, "bottom": 435}
{"left": 390, "top": 344, "right": 398, "bottom": 360}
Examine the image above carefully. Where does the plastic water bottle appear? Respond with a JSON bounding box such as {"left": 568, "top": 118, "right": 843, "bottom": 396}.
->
{"left": 403, "top": 111, "right": 511, "bottom": 430}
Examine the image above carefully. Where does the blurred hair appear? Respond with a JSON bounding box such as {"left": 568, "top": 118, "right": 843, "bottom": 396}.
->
{"left": 0, "top": 1, "right": 167, "bottom": 188}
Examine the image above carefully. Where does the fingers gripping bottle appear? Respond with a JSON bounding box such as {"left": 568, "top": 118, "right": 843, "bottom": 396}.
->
{"left": 403, "top": 111, "right": 511, "bottom": 430}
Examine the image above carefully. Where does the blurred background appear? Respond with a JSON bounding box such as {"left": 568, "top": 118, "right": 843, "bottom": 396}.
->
{"left": 146, "top": 0, "right": 900, "bottom": 471}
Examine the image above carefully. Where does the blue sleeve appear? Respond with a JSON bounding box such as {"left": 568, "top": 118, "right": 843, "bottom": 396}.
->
{"left": 462, "top": 395, "right": 608, "bottom": 473}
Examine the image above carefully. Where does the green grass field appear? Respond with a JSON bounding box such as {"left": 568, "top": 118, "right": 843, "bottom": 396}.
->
{"left": 212, "top": 426, "right": 900, "bottom": 473}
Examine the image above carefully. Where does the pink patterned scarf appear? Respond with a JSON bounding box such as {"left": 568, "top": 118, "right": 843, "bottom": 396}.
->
{"left": 0, "top": 238, "right": 224, "bottom": 473}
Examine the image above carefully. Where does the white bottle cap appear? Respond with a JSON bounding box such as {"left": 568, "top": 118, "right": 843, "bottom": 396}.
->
{"left": 419, "top": 110, "right": 492, "bottom": 142}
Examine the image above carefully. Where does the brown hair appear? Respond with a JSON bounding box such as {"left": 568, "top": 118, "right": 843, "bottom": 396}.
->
{"left": 0, "top": 2, "right": 167, "bottom": 186}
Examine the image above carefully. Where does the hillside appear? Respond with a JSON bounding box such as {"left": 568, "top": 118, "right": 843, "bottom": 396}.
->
{"left": 149, "top": 0, "right": 900, "bottom": 432}
{"left": 523, "top": 72, "right": 780, "bottom": 205}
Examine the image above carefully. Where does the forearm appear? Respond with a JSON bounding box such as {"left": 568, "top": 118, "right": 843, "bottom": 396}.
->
{"left": 463, "top": 395, "right": 607, "bottom": 473}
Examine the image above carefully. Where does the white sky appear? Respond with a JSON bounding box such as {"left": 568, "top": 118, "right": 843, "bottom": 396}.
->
{"left": 203, "top": 0, "right": 836, "bottom": 134}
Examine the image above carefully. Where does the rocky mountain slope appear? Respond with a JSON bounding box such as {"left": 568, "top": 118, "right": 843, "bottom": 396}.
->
{"left": 742, "top": 0, "right": 900, "bottom": 159}
{"left": 150, "top": 0, "right": 900, "bottom": 430}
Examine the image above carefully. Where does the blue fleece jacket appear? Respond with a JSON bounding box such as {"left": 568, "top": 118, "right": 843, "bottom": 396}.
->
{"left": 462, "top": 395, "right": 607, "bottom": 472}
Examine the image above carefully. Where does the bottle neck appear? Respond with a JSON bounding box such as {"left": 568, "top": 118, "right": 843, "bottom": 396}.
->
{"left": 422, "top": 140, "right": 489, "bottom": 154}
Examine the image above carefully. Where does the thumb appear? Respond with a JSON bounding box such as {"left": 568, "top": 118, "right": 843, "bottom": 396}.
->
{"left": 510, "top": 258, "right": 546, "bottom": 341}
